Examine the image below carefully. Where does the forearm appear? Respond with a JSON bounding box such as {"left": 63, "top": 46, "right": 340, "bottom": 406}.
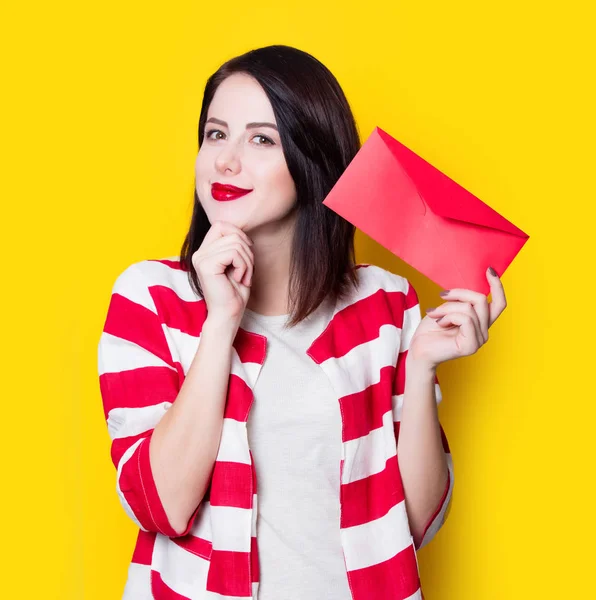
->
{"left": 397, "top": 358, "right": 449, "bottom": 548}
{"left": 149, "top": 317, "right": 238, "bottom": 535}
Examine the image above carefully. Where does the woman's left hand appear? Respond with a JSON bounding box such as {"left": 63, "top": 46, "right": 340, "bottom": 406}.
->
{"left": 407, "top": 267, "right": 508, "bottom": 370}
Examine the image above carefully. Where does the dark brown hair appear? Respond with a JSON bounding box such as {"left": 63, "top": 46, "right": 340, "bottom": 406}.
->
{"left": 180, "top": 45, "right": 361, "bottom": 327}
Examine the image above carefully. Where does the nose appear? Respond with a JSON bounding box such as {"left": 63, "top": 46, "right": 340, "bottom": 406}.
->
{"left": 214, "top": 139, "right": 242, "bottom": 176}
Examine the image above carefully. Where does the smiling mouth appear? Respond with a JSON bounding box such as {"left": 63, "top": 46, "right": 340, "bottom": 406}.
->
{"left": 211, "top": 183, "right": 253, "bottom": 202}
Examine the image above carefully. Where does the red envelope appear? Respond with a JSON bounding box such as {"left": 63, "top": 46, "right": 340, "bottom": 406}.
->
{"left": 322, "top": 127, "right": 530, "bottom": 295}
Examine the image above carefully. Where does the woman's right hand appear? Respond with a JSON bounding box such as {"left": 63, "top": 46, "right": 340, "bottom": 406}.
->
{"left": 191, "top": 220, "right": 254, "bottom": 324}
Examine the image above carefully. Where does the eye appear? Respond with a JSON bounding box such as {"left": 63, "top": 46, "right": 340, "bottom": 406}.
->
{"left": 252, "top": 134, "right": 274, "bottom": 146}
{"left": 205, "top": 129, "right": 225, "bottom": 140}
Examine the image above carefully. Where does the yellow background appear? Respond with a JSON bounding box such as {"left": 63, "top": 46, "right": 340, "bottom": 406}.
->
{"left": 1, "top": 1, "right": 593, "bottom": 598}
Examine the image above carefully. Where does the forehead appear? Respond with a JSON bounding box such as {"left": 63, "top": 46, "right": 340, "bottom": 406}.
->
{"left": 207, "top": 73, "right": 276, "bottom": 122}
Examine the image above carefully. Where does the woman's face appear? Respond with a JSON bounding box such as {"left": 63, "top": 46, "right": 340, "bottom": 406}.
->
{"left": 195, "top": 72, "right": 297, "bottom": 234}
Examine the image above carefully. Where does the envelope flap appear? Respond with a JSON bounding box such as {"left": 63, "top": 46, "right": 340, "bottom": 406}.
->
{"left": 376, "top": 128, "right": 529, "bottom": 238}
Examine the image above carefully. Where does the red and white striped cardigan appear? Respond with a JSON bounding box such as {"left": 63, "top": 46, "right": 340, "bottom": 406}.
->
{"left": 98, "top": 257, "right": 454, "bottom": 600}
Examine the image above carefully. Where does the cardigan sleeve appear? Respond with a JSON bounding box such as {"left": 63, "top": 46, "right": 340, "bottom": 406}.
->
{"left": 393, "top": 278, "right": 455, "bottom": 550}
{"left": 97, "top": 263, "right": 201, "bottom": 538}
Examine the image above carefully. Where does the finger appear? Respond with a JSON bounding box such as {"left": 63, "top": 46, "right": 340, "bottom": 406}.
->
{"left": 208, "top": 234, "right": 255, "bottom": 266}
{"left": 486, "top": 267, "right": 507, "bottom": 326}
{"left": 436, "top": 307, "right": 484, "bottom": 348}
{"left": 203, "top": 220, "right": 254, "bottom": 249}
{"left": 203, "top": 235, "right": 254, "bottom": 286}
{"left": 240, "top": 247, "right": 254, "bottom": 286}
{"left": 436, "top": 312, "right": 482, "bottom": 355}
{"left": 427, "top": 301, "right": 485, "bottom": 345}
{"left": 228, "top": 253, "right": 248, "bottom": 286}
{"left": 228, "top": 240, "right": 253, "bottom": 286}
{"left": 213, "top": 247, "right": 250, "bottom": 284}
{"left": 436, "top": 288, "right": 490, "bottom": 341}
{"left": 226, "top": 245, "right": 253, "bottom": 284}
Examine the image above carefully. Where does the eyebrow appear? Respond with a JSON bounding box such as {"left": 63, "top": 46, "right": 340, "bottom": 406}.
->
{"left": 206, "top": 117, "right": 278, "bottom": 131}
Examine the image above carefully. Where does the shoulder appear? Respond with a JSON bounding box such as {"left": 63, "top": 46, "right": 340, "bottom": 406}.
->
{"left": 350, "top": 264, "right": 421, "bottom": 332}
{"left": 353, "top": 263, "right": 420, "bottom": 314}
{"left": 354, "top": 263, "right": 413, "bottom": 296}
{"left": 110, "top": 256, "right": 201, "bottom": 314}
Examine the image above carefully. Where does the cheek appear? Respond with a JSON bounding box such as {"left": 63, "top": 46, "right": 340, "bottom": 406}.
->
{"left": 195, "top": 149, "right": 211, "bottom": 180}
{"left": 194, "top": 152, "right": 214, "bottom": 208}
{"left": 262, "top": 156, "right": 296, "bottom": 197}
{"left": 195, "top": 152, "right": 205, "bottom": 179}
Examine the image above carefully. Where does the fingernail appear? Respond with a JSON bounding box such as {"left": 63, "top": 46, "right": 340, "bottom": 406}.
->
{"left": 425, "top": 307, "right": 437, "bottom": 312}
{"left": 439, "top": 290, "right": 450, "bottom": 297}
{"left": 488, "top": 266, "right": 498, "bottom": 277}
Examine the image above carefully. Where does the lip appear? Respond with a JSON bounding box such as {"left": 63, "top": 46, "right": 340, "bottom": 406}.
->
{"left": 211, "top": 183, "right": 253, "bottom": 202}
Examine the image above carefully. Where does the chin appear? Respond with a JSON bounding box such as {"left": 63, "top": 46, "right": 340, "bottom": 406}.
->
{"left": 204, "top": 206, "right": 253, "bottom": 232}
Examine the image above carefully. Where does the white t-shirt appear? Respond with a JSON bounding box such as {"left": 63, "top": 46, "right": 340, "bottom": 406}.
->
{"left": 241, "top": 298, "right": 352, "bottom": 600}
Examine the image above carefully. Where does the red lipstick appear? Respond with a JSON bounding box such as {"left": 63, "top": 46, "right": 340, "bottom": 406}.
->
{"left": 211, "top": 183, "right": 253, "bottom": 202}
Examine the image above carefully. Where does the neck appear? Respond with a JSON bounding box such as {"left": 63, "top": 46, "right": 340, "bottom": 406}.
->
{"left": 245, "top": 216, "right": 295, "bottom": 316}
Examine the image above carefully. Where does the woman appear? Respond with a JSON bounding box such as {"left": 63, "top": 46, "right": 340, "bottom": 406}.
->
{"left": 98, "top": 44, "right": 507, "bottom": 600}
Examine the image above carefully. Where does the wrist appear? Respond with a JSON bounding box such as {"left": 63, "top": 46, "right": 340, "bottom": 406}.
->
{"left": 202, "top": 315, "right": 239, "bottom": 340}
{"left": 405, "top": 355, "right": 437, "bottom": 380}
